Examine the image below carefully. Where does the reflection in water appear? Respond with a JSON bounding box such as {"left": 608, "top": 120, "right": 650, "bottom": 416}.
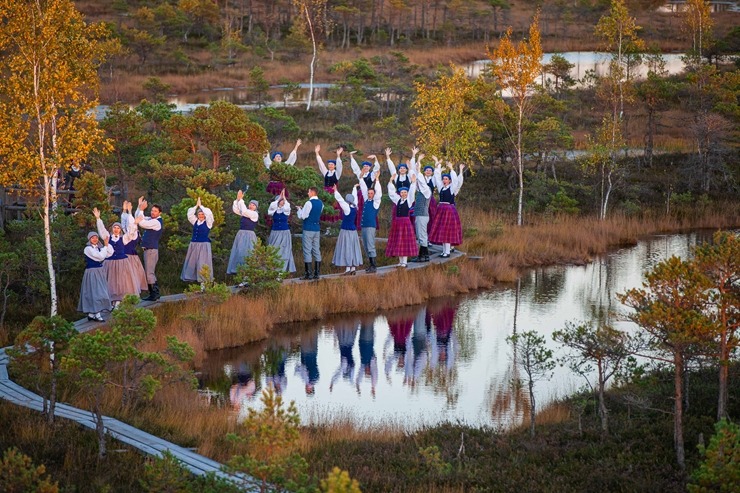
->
{"left": 200, "top": 232, "right": 719, "bottom": 429}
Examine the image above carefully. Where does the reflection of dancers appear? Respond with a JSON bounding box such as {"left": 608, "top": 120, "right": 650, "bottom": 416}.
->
{"left": 229, "top": 362, "right": 258, "bottom": 411}
{"left": 356, "top": 318, "right": 378, "bottom": 396}
{"left": 330, "top": 323, "right": 358, "bottom": 391}
{"left": 409, "top": 307, "right": 430, "bottom": 387}
{"left": 263, "top": 346, "right": 288, "bottom": 395}
{"left": 430, "top": 301, "right": 457, "bottom": 370}
{"left": 296, "top": 332, "right": 320, "bottom": 395}
{"left": 384, "top": 311, "right": 414, "bottom": 380}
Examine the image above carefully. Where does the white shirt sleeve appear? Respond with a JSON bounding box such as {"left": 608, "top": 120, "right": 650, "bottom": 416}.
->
{"left": 268, "top": 199, "right": 279, "bottom": 216}
{"left": 373, "top": 181, "right": 382, "bottom": 209}
{"left": 351, "top": 187, "right": 357, "bottom": 206}
{"left": 186, "top": 206, "right": 197, "bottom": 225}
{"left": 120, "top": 212, "right": 132, "bottom": 231}
{"left": 233, "top": 199, "right": 259, "bottom": 221}
{"left": 137, "top": 214, "right": 162, "bottom": 231}
{"left": 316, "top": 153, "right": 328, "bottom": 176}
{"left": 281, "top": 200, "right": 291, "bottom": 215}
{"left": 200, "top": 206, "right": 215, "bottom": 228}
{"left": 297, "top": 200, "right": 312, "bottom": 220}
{"left": 350, "top": 156, "right": 361, "bottom": 179}
{"left": 386, "top": 157, "right": 397, "bottom": 176}
{"left": 123, "top": 217, "right": 138, "bottom": 243}
{"left": 336, "top": 155, "right": 343, "bottom": 180}
{"left": 263, "top": 153, "right": 272, "bottom": 169}
{"left": 387, "top": 182, "right": 400, "bottom": 203}
{"left": 415, "top": 174, "right": 432, "bottom": 198}
{"left": 373, "top": 158, "right": 380, "bottom": 175}
{"left": 84, "top": 244, "right": 113, "bottom": 262}
{"left": 96, "top": 218, "right": 110, "bottom": 241}
{"left": 407, "top": 183, "right": 417, "bottom": 206}
{"left": 452, "top": 169, "right": 464, "bottom": 195}
{"left": 358, "top": 177, "right": 369, "bottom": 200}
{"left": 433, "top": 165, "right": 444, "bottom": 190}
{"left": 334, "top": 190, "right": 350, "bottom": 215}
{"left": 286, "top": 148, "right": 298, "bottom": 166}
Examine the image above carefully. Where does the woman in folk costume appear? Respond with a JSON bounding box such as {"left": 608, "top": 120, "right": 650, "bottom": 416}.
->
{"left": 227, "top": 189, "right": 259, "bottom": 277}
{"left": 263, "top": 138, "right": 301, "bottom": 196}
{"left": 385, "top": 174, "right": 418, "bottom": 268}
{"left": 120, "top": 200, "right": 148, "bottom": 294}
{"left": 78, "top": 231, "right": 113, "bottom": 322}
{"left": 267, "top": 188, "right": 296, "bottom": 273}
{"left": 349, "top": 151, "right": 380, "bottom": 230}
{"left": 329, "top": 321, "right": 358, "bottom": 392}
{"left": 181, "top": 197, "right": 215, "bottom": 284}
{"left": 332, "top": 184, "right": 363, "bottom": 275}
{"left": 315, "top": 144, "right": 343, "bottom": 223}
{"left": 94, "top": 207, "right": 143, "bottom": 307}
{"left": 429, "top": 160, "right": 465, "bottom": 258}
{"left": 386, "top": 147, "right": 411, "bottom": 191}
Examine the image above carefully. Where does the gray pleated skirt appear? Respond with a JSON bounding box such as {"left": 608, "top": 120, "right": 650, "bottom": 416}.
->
{"left": 78, "top": 267, "right": 111, "bottom": 314}
{"left": 105, "top": 258, "right": 142, "bottom": 301}
{"left": 124, "top": 254, "right": 149, "bottom": 291}
{"left": 227, "top": 230, "right": 258, "bottom": 274}
{"left": 181, "top": 242, "right": 213, "bottom": 282}
{"left": 267, "top": 229, "right": 296, "bottom": 273}
{"left": 332, "top": 229, "right": 363, "bottom": 267}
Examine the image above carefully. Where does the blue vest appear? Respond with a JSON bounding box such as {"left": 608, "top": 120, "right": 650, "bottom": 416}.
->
{"left": 141, "top": 217, "right": 163, "bottom": 249}
{"left": 124, "top": 236, "right": 139, "bottom": 255}
{"left": 396, "top": 199, "right": 411, "bottom": 218}
{"left": 340, "top": 207, "right": 357, "bottom": 231}
{"left": 84, "top": 248, "right": 104, "bottom": 269}
{"left": 303, "top": 198, "right": 323, "bottom": 232}
{"left": 240, "top": 215, "right": 257, "bottom": 231}
{"left": 439, "top": 187, "right": 456, "bottom": 205}
{"left": 109, "top": 237, "right": 127, "bottom": 260}
{"left": 272, "top": 211, "right": 290, "bottom": 231}
{"left": 324, "top": 172, "right": 338, "bottom": 188}
{"left": 361, "top": 198, "right": 379, "bottom": 228}
{"left": 191, "top": 221, "right": 211, "bottom": 243}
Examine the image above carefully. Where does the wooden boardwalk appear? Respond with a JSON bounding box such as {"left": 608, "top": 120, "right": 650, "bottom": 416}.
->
{"left": 0, "top": 244, "right": 464, "bottom": 486}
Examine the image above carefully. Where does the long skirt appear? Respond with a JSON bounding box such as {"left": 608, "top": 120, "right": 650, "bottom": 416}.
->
{"left": 385, "top": 216, "right": 417, "bottom": 257}
{"left": 104, "top": 258, "right": 142, "bottom": 301}
{"left": 267, "top": 180, "right": 287, "bottom": 197}
{"left": 227, "top": 230, "right": 257, "bottom": 274}
{"left": 332, "top": 229, "right": 363, "bottom": 267}
{"left": 124, "top": 254, "right": 148, "bottom": 291}
{"left": 181, "top": 242, "right": 214, "bottom": 282}
{"left": 428, "top": 196, "right": 438, "bottom": 238}
{"left": 78, "top": 267, "right": 111, "bottom": 314}
{"left": 429, "top": 203, "right": 462, "bottom": 246}
{"left": 321, "top": 187, "right": 341, "bottom": 223}
{"left": 267, "top": 229, "right": 296, "bottom": 273}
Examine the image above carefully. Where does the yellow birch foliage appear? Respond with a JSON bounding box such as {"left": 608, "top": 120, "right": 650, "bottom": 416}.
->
{"left": 412, "top": 66, "right": 484, "bottom": 167}
{"left": 683, "top": 0, "right": 713, "bottom": 59}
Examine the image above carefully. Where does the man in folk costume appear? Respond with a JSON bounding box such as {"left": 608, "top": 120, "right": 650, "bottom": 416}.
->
{"left": 316, "top": 144, "right": 344, "bottom": 223}
{"left": 350, "top": 151, "right": 380, "bottom": 231}
{"left": 332, "top": 185, "right": 363, "bottom": 275}
{"left": 263, "top": 139, "right": 301, "bottom": 196}
{"left": 136, "top": 197, "right": 164, "bottom": 301}
{"left": 120, "top": 200, "right": 149, "bottom": 294}
{"left": 409, "top": 155, "right": 432, "bottom": 263}
{"left": 94, "top": 207, "right": 143, "bottom": 308}
{"left": 267, "top": 188, "right": 296, "bottom": 274}
{"left": 181, "top": 197, "right": 215, "bottom": 285}
{"left": 358, "top": 170, "right": 382, "bottom": 273}
{"left": 296, "top": 186, "right": 324, "bottom": 280}
{"left": 227, "top": 189, "right": 259, "bottom": 280}
{"left": 429, "top": 160, "right": 465, "bottom": 258}
{"left": 385, "top": 174, "right": 418, "bottom": 268}
{"left": 78, "top": 231, "right": 113, "bottom": 322}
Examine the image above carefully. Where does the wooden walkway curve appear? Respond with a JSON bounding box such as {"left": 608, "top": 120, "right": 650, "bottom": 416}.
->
{"left": 0, "top": 244, "right": 465, "bottom": 487}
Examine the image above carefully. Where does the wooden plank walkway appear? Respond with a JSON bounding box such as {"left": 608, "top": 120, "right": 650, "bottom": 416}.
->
{"left": 0, "top": 243, "right": 465, "bottom": 487}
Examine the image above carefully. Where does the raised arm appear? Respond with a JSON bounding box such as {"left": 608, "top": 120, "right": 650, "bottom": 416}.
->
{"left": 387, "top": 180, "right": 400, "bottom": 203}
{"left": 84, "top": 244, "right": 113, "bottom": 262}
{"left": 336, "top": 148, "right": 346, "bottom": 179}
{"left": 333, "top": 188, "right": 350, "bottom": 215}
{"left": 315, "top": 144, "right": 328, "bottom": 175}
{"left": 350, "top": 154, "right": 362, "bottom": 179}
{"left": 452, "top": 164, "right": 465, "bottom": 195}
{"left": 407, "top": 180, "right": 417, "bottom": 206}
{"left": 286, "top": 139, "right": 301, "bottom": 165}
{"left": 233, "top": 199, "right": 259, "bottom": 221}
{"left": 263, "top": 152, "right": 272, "bottom": 169}
{"left": 200, "top": 206, "right": 215, "bottom": 228}
{"left": 415, "top": 171, "right": 431, "bottom": 198}
{"left": 358, "top": 174, "right": 369, "bottom": 200}
{"left": 433, "top": 159, "right": 444, "bottom": 189}
{"left": 385, "top": 147, "right": 396, "bottom": 176}
{"left": 372, "top": 179, "right": 382, "bottom": 209}
{"left": 186, "top": 206, "right": 198, "bottom": 225}
{"left": 94, "top": 209, "right": 110, "bottom": 241}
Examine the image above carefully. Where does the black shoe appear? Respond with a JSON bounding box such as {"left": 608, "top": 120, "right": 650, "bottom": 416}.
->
{"left": 87, "top": 314, "right": 104, "bottom": 322}
{"left": 144, "top": 282, "right": 160, "bottom": 301}
{"left": 422, "top": 255, "right": 430, "bottom": 262}
{"left": 312, "top": 261, "right": 321, "bottom": 280}
{"left": 440, "top": 253, "right": 450, "bottom": 258}
{"left": 303, "top": 263, "right": 312, "bottom": 280}
{"left": 143, "top": 283, "right": 153, "bottom": 300}
{"left": 367, "top": 257, "right": 377, "bottom": 273}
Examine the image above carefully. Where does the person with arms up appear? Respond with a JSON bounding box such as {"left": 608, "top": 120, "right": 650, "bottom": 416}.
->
{"left": 135, "top": 197, "right": 163, "bottom": 301}
{"left": 227, "top": 189, "right": 259, "bottom": 278}
{"left": 267, "top": 188, "right": 297, "bottom": 274}
{"left": 385, "top": 175, "right": 418, "bottom": 268}
{"left": 120, "top": 200, "right": 148, "bottom": 294}
{"left": 296, "top": 187, "right": 324, "bottom": 280}
{"left": 181, "top": 197, "right": 215, "bottom": 286}
{"left": 264, "top": 139, "right": 301, "bottom": 197}
{"left": 332, "top": 185, "right": 363, "bottom": 275}
{"left": 94, "top": 207, "right": 143, "bottom": 308}
{"left": 78, "top": 231, "right": 113, "bottom": 322}
{"left": 429, "top": 161, "right": 465, "bottom": 258}
{"left": 358, "top": 171, "right": 382, "bottom": 273}
{"left": 350, "top": 150, "right": 381, "bottom": 231}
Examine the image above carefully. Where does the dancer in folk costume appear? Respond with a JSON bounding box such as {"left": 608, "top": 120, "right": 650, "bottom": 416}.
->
{"left": 385, "top": 175, "right": 418, "bottom": 267}
{"left": 181, "top": 197, "right": 215, "bottom": 283}
{"left": 94, "top": 207, "right": 143, "bottom": 307}
{"left": 358, "top": 171, "right": 382, "bottom": 273}
{"left": 263, "top": 138, "right": 301, "bottom": 196}
{"left": 267, "top": 188, "right": 296, "bottom": 273}
{"left": 356, "top": 315, "right": 378, "bottom": 396}
{"left": 409, "top": 156, "right": 432, "bottom": 263}
{"left": 315, "top": 144, "right": 344, "bottom": 223}
{"left": 386, "top": 147, "right": 412, "bottom": 190}
{"left": 410, "top": 151, "right": 438, "bottom": 236}
{"left": 329, "top": 321, "right": 358, "bottom": 392}
{"left": 227, "top": 189, "right": 259, "bottom": 277}
{"left": 332, "top": 185, "right": 364, "bottom": 275}
{"left": 429, "top": 160, "right": 465, "bottom": 258}
{"left": 296, "top": 331, "right": 320, "bottom": 395}
{"left": 120, "top": 200, "right": 148, "bottom": 293}
{"left": 135, "top": 197, "right": 164, "bottom": 301}
{"left": 78, "top": 231, "right": 113, "bottom": 322}
{"left": 296, "top": 186, "right": 324, "bottom": 280}
{"left": 350, "top": 151, "right": 381, "bottom": 231}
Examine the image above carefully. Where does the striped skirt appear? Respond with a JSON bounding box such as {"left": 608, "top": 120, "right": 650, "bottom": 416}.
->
{"left": 429, "top": 203, "right": 462, "bottom": 246}
{"left": 385, "top": 216, "right": 417, "bottom": 257}
{"left": 78, "top": 267, "right": 111, "bottom": 314}
{"left": 181, "top": 242, "right": 213, "bottom": 282}
{"left": 104, "top": 258, "right": 142, "bottom": 301}
{"left": 428, "top": 196, "right": 438, "bottom": 235}
{"left": 267, "top": 229, "right": 296, "bottom": 273}
{"left": 227, "top": 230, "right": 257, "bottom": 274}
{"left": 332, "top": 229, "right": 363, "bottom": 267}
{"left": 124, "top": 254, "right": 149, "bottom": 291}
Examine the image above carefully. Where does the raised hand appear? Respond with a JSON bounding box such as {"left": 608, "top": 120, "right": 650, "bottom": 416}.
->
{"left": 196, "top": 197, "right": 202, "bottom": 208}
{"left": 336, "top": 146, "right": 344, "bottom": 155}
{"left": 385, "top": 147, "right": 392, "bottom": 157}
{"left": 103, "top": 235, "right": 109, "bottom": 246}
{"left": 367, "top": 154, "right": 376, "bottom": 160}
{"left": 315, "top": 144, "right": 321, "bottom": 154}
{"left": 373, "top": 170, "right": 380, "bottom": 181}
{"left": 432, "top": 155, "right": 440, "bottom": 164}
{"left": 280, "top": 188, "right": 286, "bottom": 199}
{"left": 92, "top": 207, "right": 100, "bottom": 219}
{"left": 418, "top": 153, "right": 425, "bottom": 162}
{"left": 135, "top": 214, "right": 143, "bottom": 225}
{"left": 333, "top": 184, "right": 338, "bottom": 193}
{"left": 295, "top": 138, "right": 302, "bottom": 148}
{"left": 349, "top": 150, "right": 357, "bottom": 155}
{"left": 140, "top": 199, "right": 148, "bottom": 211}
{"left": 460, "top": 164, "right": 466, "bottom": 174}
{"left": 411, "top": 146, "right": 419, "bottom": 156}
{"left": 237, "top": 190, "right": 244, "bottom": 201}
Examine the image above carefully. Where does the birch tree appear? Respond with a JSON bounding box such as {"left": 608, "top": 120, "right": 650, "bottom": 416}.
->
{"left": 683, "top": 0, "right": 713, "bottom": 63}
{"left": 292, "top": 0, "right": 329, "bottom": 111}
{"left": 0, "top": 0, "right": 114, "bottom": 316}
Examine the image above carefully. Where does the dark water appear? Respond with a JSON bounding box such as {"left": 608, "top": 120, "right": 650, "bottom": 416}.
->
{"left": 200, "top": 231, "right": 716, "bottom": 430}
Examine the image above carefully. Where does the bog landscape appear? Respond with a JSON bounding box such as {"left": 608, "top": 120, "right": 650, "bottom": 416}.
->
{"left": 0, "top": 0, "right": 738, "bottom": 491}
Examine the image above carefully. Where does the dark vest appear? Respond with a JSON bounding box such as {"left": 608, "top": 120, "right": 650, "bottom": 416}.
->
{"left": 340, "top": 207, "right": 357, "bottom": 231}
{"left": 396, "top": 199, "right": 411, "bottom": 218}
{"left": 109, "top": 236, "right": 127, "bottom": 260}
{"left": 439, "top": 187, "right": 456, "bottom": 205}
{"left": 361, "top": 198, "right": 380, "bottom": 228}
{"left": 141, "top": 217, "right": 163, "bottom": 249}
{"left": 393, "top": 174, "right": 411, "bottom": 190}
{"left": 124, "top": 236, "right": 139, "bottom": 255}
{"left": 239, "top": 215, "right": 257, "bottom": 231}
{"left": 84, "top": 248, "right": 104, "bottom": 269}
{"left": 191, "top": 221, "right": 211, "bottom": 243}
{"left": 361, "top": 174, "right": 373, "bottom": 189}
{"left": 324, "top": 172, "right": 338, "bottom": 188}
{"left": 303, "top": 198, "right": 323, "bottom": 232}
{"left": 272, "top": 211, "right": 290, "bottom": 231}
{"left": 426, "top": 177, "right": 435, "bottom": 193}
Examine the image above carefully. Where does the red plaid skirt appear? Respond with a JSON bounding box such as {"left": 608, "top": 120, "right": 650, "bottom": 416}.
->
{"left": 428, "top": 196, "right": 438, "bottom": 233}
{"left": 385, "top": 216, "right": 418, "bottom": 257}
{"left": 429, "top": 203, "right": 462, "bottom": 245}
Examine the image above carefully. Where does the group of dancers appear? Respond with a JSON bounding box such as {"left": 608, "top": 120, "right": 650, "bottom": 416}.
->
{"left": 79, "top": 141, "right": 465, "bottom": 319}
